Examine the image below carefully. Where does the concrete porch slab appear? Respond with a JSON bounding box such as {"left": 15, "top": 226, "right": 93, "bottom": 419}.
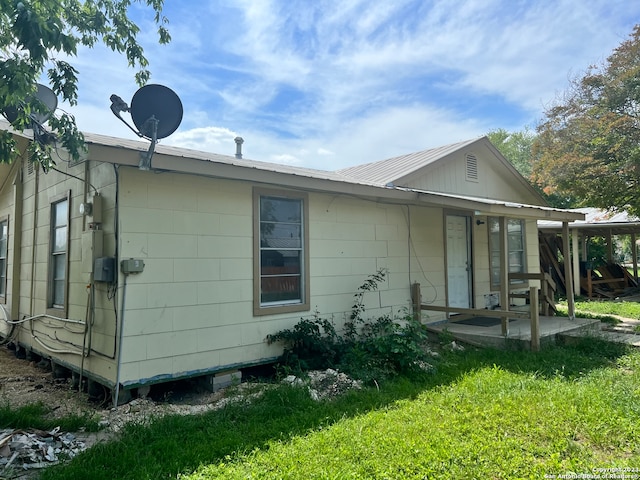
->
{"left": 426, "top": 316, "right": 601, "bottom": 350}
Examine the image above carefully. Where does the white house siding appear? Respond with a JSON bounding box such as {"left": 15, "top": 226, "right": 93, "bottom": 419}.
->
{"left": 0, "top": 163, "right": 17, "bottom": 338}
{"left": 0, "top": 157, "right": 545, "bottom": 391}
{"left": 0, "top": 157, "right": 119, "bottom": 386}
{"left": 117, "top": 167, "right": 256, "bottom": 386}
{"left": 116, "top": 167, "right": 466, "bottom": 386}
{"left": 404, "top": 147, "right": 541, "bottom": 205}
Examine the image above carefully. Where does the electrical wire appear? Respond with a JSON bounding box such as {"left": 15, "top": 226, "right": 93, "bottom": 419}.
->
{"left": 403, "top": 204, "right": 438, "bottom": 304}
{"left": 49, "top": 166, "right": 98, "bottom": 194}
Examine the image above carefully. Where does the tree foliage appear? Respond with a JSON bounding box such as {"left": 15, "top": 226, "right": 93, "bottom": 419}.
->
{"left": 487, "top": 127, "right": 536, "bottom": 179}
{"left": 487, "top": 128, "right": 572, "bottom": 208}
{"left": 0, "top": 0, "right": 170, "bottom": 170}
{"left": 532, "top": 24, "right": 640, "bottom": 215}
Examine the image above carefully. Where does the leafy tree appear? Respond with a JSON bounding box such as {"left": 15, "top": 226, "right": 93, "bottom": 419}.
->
{"left": 532, "top": 24, "right": 640, "bottom": 215}
{"left": 487, "top": 127, "right": 536, "bottom": 178}
{"left": 0, "top": 0, "right": 170, "bottom": 170}
{"left": 487, "top": 127, "right": 573, "bottom": 208}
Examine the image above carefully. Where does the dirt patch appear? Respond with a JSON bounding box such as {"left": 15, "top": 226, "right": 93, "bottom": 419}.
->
{"left": 0, "top": 343, "right": 369, "bottom": 477}
{"left": 0, "top": 346, "right": 98, "bottom": 420}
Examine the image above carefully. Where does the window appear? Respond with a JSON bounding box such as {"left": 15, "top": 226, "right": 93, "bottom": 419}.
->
{"left": 0, "top": 218, "right": 7, "bottom": 298}
{"left": 253, "top": 188, "right": 309, "bottom": 315}
{"left": 489, "top": 217, "right": 526, "bottom": 287}
{"left": 49, "top": 195, "right": 70, "bottom": 312}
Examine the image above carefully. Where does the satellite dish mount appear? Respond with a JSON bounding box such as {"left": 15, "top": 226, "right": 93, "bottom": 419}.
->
{"left": 109, "top": 84, "right": 183, "bottom": 169}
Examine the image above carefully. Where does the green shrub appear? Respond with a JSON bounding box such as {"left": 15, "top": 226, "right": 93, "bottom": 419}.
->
{"left": 267, "top": 269, "right": 432, "bottom": 383}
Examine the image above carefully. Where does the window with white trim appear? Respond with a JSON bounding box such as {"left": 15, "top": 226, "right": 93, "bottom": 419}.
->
{"left": 489, "top": 217, "right": 526, "bottom": 287}
{"left": 49, "top": 196, "right": 69, "bottom": 311}
{"left": 254, "top": 189, "right": 309, "bottom": 315}
{"left": 0, "top": 218, "right": 7, "bottom": 298}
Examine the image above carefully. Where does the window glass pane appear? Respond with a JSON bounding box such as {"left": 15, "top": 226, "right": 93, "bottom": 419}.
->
{"left": 53, "top": 226, "right": 67, "bottom": 252}
{"left": 260, "top": 223, "right": 301, "bottom": 248}
{"left": 53, "top": 253, "right": 66, "bottom": 280}
{"left": 52, "top": 253, "right": 66, "bottom": 306}
{"left": 0, "top": 259, "right": 5, "bottom": 295}
{"left": 260, "top": 197, "right": 301, "bottom": 223}
{"left": 488, "top": 217, "right": 525, "bottom": 286}
{"left": 54, "top": 201, "right": 67, "bottom": 227}
{"left": 261, "top": 276, "right": 301, "bottom": 304}
{"left": 507, "top": 219, "right": 522, "bottom": 233}
{"left": 53, "top": 279, "right": 65, "bottom": 306}
{"left": 508, "top": 235, "right": 523, "bottom": 251}
{"left": 261, "top": 250, "right": 301, "bottom": 273}
{"left": 0, "top": 221, "right": 6, "bottom": 257}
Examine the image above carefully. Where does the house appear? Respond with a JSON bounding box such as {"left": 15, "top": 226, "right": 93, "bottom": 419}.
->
{"left": 0, "top": 122, "right": 583, "bottom": 402}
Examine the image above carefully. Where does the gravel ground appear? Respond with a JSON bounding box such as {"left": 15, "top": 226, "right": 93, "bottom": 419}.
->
{"left": 0, "top": 342, "right": 367, "bottom": 478}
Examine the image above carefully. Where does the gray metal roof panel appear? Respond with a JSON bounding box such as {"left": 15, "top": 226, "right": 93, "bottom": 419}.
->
{"left": 336, "top": 137, "right": 481, "bottom": 184}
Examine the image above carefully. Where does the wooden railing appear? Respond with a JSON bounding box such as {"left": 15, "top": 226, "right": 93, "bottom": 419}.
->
{"left": 411, "top": 271, "right": 558, "bottom": 352}
{"left": 509, "top": 272, "right": 557, "bottom": 316}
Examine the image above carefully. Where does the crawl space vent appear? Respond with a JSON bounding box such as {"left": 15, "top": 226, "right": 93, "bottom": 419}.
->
{"left": 465, "top": 154, "right": 478, "bottom": 182}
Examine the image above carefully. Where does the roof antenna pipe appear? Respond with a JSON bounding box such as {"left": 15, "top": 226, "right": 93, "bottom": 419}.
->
{"left": 234, "top": 137, "right": 244, "bottom": 159}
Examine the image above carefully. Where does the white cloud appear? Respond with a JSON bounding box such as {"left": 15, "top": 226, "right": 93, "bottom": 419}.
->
{"left": 61, "top": 0, "right": 640, "bottom": 171}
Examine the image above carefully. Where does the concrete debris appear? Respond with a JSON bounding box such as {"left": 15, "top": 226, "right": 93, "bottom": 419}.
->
{"left": 0, "top": 426, "right": 87, "bottom": 475}
{"left": 283, "top": 368, "right": 363, "bottom": 401}
{"left": 446, "top": 341, "right": 465, "bottom": 351}
{"left": 0, "top": 366, "right": 365, "bottom": 476}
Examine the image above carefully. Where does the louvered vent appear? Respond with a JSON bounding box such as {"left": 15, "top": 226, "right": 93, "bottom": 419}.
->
{"left": 26, "top": 159, "right": 34, "bottom": 176}
{"left": 465, "top": 154, "right": 478, "bottom": 181}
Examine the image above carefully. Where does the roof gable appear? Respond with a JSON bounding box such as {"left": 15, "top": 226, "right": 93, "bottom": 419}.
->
{"left": 337, "top": 136, "right": 545, "bottom": 205}
{"left": 336, "top": 138, "right": 479, "bottom": 185}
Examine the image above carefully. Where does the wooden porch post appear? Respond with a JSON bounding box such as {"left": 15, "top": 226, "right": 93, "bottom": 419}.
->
{"left": 606, "top": 228, "right": 614, "bottom": 264}
{"left": 632, "top": 232, "right": 638, "bottom": 282}
{"left": 499, "top": 216, "right": 509, "bottom": 336}
{"left": 572, "top": 230, "right": 580, "bottom": 297}
{"left": 563, "top": 221, "right": 575, "bottom": 319}
{"left": 530, "top": 286, "right": 540, "bottom": 352}
{"left": 411, "top": 283, "right": 422, "bottom": 321}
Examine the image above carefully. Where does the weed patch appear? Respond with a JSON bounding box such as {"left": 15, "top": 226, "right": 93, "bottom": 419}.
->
{"left": 267, "top": 269, "right": 433, "bottom": 383}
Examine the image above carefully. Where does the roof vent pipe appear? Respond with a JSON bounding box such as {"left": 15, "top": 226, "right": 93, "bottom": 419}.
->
{"left": 234, "top": 136, "right": 244, "bottom": 159}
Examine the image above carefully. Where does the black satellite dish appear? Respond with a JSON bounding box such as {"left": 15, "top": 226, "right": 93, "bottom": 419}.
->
{"left": 109, "top": 84, "right": 183, "bottom": 169}
{"left": 130, "top": 84, "right": 183, "bottom": 139}
{"left": 3, "top": 83, "right": 58, "bottom": 125}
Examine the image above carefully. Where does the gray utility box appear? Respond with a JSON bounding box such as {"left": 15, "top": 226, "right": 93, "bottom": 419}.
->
{"left": 94, "top": 257, "right": 116, "bottom": 283}
{"left": 121, "top": 258, "right": 145, "bottom": 274}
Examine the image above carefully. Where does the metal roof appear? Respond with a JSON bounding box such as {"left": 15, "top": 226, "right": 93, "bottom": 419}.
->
{"left": 0, "top": 120, "right": 583, "bottom": 222}
{"left": 538, "top": 208, "right": 640, "bottom": 235}
{"left": 336, "top": 137, "right": 480, "bottom": 185}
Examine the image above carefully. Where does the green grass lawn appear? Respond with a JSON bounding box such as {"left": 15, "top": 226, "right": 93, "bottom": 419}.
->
{"left": 38, "top": 337, "right": 640, "bottom": 480}
{"left": 557, "top": 298, "right": 640, "bottom": 323}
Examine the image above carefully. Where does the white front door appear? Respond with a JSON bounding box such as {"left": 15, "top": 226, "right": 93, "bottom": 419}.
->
{"left": 446, "top": 214, "right": 472, "bottom": 309}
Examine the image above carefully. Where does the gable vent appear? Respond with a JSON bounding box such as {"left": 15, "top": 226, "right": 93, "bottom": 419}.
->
{"left": 465, "top": 154, "right": 478, "bottom": 182}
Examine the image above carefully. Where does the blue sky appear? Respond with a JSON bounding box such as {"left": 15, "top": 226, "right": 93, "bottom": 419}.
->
{"left": 66, "top": 0, "right": 640, "bottom": 171}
